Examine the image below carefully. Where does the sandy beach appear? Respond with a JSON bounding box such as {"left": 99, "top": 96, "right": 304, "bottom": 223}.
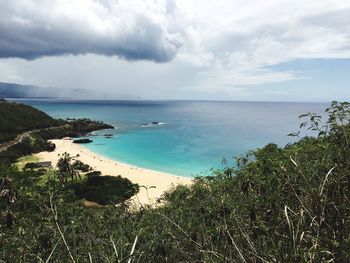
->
{"left": 35, "top": 139, "right": 192, "bottom": 207}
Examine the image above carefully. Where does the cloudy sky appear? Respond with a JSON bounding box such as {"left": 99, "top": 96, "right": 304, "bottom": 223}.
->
{"left": 0, "top": 0, "right": 349, "bottom": 101}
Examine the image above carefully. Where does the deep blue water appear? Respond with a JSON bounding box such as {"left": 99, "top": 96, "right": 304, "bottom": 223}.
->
{"left": 13, "top": 99, "right": 328, "bottom": 177}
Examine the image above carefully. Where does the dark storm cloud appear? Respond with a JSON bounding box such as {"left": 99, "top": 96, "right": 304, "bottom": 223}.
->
{"left": 0, "top": 1, "right": 183, "bottom": 62}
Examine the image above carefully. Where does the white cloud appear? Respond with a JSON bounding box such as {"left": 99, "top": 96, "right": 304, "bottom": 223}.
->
{"left": 173, "top": 0, "right": 350, "bottom": 89}
{"left": 196, "top": 69, "right": 302, "bottom": 90}
{"left": 0, "top": 0, "right": 350, "bottom": 96}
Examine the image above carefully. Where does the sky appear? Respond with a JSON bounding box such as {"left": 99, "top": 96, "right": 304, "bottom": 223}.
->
{"left": 0, "top": 0, "right": 349, "bottom": 101}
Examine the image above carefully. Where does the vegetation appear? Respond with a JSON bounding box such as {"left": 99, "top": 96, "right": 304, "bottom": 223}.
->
{"left": 0, "top": 100, "right": 61, "bottom": 143}
{"left": 70, "top": 175, "right": 139, "bottom": 205}
{"left": 55, "top": 152, "right": 80, "bottom": 184}
{"left": 55, "top": 153, "right": 138, "bottom": 205}
{"left": 31, "top": 119, "right": 113, "bottom": 140}
{"left": 1, "top": 101, "right": 350, "bottom": 262}
{"left": 85, "top": 170, "right": 102, "bottom": 178}
{"left": 15, "top": 154, "right": 40, "bottom": 170}
{"left": 0, "top": 135, "right": 56, "bottom": 164}
{"left": 72, "top": 160, "right": 91, "bottom": 172}
{"left": 0, "top": 101, "right": 113, "bottom": 164}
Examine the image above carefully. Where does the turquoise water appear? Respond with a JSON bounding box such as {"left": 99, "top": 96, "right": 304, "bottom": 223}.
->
{"left": 14, "top": 99, "right": 327, "bottom": 177}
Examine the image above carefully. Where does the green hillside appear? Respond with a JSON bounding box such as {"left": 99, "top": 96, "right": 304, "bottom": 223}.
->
{"left": 1, "top": 101, "right": 349, "bottom": 262}
{"left": 0, "top": 100, "right": 113, "bottom": 163}
{"left": 0, "top": 100, "right": 60, "bottom": 143}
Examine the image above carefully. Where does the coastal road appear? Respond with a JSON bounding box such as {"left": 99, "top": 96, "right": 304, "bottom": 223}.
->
{"left": 0, "top": 125, "right": 68, "bottom": 153}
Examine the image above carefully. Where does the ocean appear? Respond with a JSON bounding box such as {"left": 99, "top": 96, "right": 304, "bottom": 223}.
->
{"left": 13, "top": 99, "right": 328, "bottom": 177}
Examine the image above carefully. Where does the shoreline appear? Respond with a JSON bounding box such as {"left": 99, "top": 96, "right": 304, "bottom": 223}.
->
{"left": 82, "top": 142, "right": 189, "bottom": 178}
{"left": 35, "top": 139, "right": 192, "bottom": 207}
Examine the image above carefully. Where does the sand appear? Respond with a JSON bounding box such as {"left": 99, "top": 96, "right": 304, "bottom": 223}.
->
{"left": 34, "top": 139, "right": 192, "bottom": 208}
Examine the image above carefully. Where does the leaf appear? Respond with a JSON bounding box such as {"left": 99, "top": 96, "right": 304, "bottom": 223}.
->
{"left": 299, "top": 122, "right": 307, "bottom": 129}
{"left": 299, "top": 113, "right": 309, "bottom": 119}
{"left": 287, "top": 131, "right": 300, "bottom": 137}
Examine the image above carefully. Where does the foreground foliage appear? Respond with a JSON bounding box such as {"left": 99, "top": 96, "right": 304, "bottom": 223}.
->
{"left": 55, "top": 152, "right": 139, "bottom": 205}
{"left": 1, "top": 101, "right": 350, "bottom": 262}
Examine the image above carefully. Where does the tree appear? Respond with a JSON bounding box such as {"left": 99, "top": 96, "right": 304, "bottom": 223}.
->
{"left": 57, "top": 152, "right": 80, "bottom": 185}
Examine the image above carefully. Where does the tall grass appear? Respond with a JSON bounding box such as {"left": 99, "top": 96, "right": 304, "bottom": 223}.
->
{"left": 1, "top": 101, "right": 350, "bottom": 262}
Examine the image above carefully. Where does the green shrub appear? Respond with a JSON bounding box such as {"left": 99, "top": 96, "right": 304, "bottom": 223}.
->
{"left": 72, "top": 175, "right": 139, "bottom": 205}
{"left": 24, "top": 162, "right": 38, "bottom": 170}
{"left": 72, "top": 160, "right": 91, "bottom": 172}
{"left": 85, "top": 171, "right": 102, "bottom": 178}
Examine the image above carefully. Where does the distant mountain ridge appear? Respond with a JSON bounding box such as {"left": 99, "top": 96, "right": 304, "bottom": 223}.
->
{"left": 0, "top": 82, "right": 140, "bottom": 100}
